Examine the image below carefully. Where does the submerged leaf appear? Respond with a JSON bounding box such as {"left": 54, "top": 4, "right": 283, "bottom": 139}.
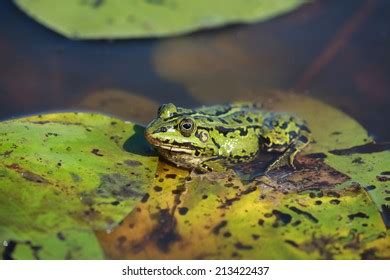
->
{"left": 14, "top": 0, "right": 307, "bottom": 39}
{"left": 0, "top": 112, "right": 158, "bottom": 259}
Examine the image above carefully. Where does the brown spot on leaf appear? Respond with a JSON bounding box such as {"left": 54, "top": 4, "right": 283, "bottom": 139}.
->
{"left": 150, "top": 209, "right": 181, "bottom": 253}
{"left": 329, "top": 142, "right": 390, "bottom": 155}
{"left": 212, "top": 220, "right": 227, "bottom": 235}
{"left": 91, "top": 148, "right": 103, "bottom": 156}
{"left": 234, "top": 242, "right": 253, "bottom": 250}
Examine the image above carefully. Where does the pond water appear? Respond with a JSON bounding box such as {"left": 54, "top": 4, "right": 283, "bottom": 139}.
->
{"left": 0, "top": 0, "right": 389, "bottom": 140}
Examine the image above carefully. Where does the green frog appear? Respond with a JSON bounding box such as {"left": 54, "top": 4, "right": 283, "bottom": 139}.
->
{"left": 144, "top": 102, "right": 311, "bottom": 173}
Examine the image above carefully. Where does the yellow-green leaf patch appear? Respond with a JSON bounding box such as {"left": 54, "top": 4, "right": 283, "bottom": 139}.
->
{"left": 0, "top": 112, "right": 158, "bottom": 259}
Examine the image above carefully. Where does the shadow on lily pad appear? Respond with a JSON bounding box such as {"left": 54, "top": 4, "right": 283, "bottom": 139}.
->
{"left": 123, "top": 124, "right": 155, "bottom": 157}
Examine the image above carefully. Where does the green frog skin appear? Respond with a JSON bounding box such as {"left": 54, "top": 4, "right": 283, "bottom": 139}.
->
{"left": 144, "top": 102, "right": 311, "bottom": 173}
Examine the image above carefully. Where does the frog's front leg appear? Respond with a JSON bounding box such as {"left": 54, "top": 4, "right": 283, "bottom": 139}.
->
{"left": 265, "top": 131, "right": 311, "bottom": 172}
{"left": 196, "top": 156, "right": 227, "bottom": 173}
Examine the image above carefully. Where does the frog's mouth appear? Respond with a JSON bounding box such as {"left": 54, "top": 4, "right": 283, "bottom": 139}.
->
{"left": 145, "top": 133, "right": 193, "bottom": 155}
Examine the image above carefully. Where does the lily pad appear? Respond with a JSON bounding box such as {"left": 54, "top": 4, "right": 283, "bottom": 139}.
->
{"left": 0, "top": 112, "right": 158, "bottom": 259}
{"left": 95, "top": 93, "right": 389, "bottom": 259}
{"left": 14, "top": 0, "right": 307, "bottom": 39}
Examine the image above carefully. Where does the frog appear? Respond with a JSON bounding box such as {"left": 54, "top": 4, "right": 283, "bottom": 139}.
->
{"left": 144, "top": 102, "right": 311, "bottom": 174}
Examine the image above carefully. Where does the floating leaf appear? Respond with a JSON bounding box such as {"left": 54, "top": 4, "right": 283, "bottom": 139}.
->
{"left": 95, "top": 93, "right": 389, "bottom": 259}
{"left": 0, "top": 112, "right": 158, "bottom": 259}
{"left": 14, "top": 0, "right": 307, "bottom": 39}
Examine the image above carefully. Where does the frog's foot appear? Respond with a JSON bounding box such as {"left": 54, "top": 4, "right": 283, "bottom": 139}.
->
{"left": 265, "top": 152, "right": 293, "bottom": 173}
{"left": 265, "top": 132, "right": 310, "bottom": 173}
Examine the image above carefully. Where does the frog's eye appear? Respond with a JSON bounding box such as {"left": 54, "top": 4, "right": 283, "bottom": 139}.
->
{"left": 179, "top": 118, "right": 195, "bottom": 137}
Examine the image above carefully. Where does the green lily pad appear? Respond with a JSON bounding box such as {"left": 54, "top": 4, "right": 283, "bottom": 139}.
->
{"left": 14, "top": 0, "right": 307, "bottom": 39}
{"left": 0, "top": 112, "right": 158, "bottom": 259}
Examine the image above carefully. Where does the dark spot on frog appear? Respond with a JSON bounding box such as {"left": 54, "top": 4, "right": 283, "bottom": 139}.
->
{"left": 380, "top": 171, "right": 390, "bottom": 175}
{"left": 153, "top": 186, "right": 162, "bottom": 192}
{"left": 178, "top": 207, "right": 188, "bottom": 215}
{"left": 165, "top": 174, "right": 177, "bottom": 179}
{"left": 150, "top": 209, "right": 181, "bottom": 253}
{"left": 158, "top": 178, "right": 164, "bottom": 182}
{"left": 234, "top": 242, "right": 253, "bottom": 250}
{"left": 212, "top": 220, "right": 227, "bottom": 235}
{"left": 315, "top": 200, "right": 322, "bottom": 205}
{"left": 232, "top": 118, "right": 243, "bottom": 124}
{"left": 264, "top": 213, "right": 273, "bottom": 218}
{"left": 288, "top": 131, "right": 298, "bottom": 139}
{"left": 289, "top": 206, "right": 319, "bottom": 223}
{"left": 258, "top": 219, "right": 265, "bottom": 226}
{"left": 330, "top": 199, "right": 341, "bottom": 205}
{"left": 348, "top": 212, "right": 369, "bottom": 220}
{"left": 111, "top": 200, "right": 120, "bottom": 206}
{"left": 362, "top": 223, "right": 368, "bottom": 227}
{"left": 202, "top": 194, "right": 208, "bottom": 199}
{"left": 91, "top": 148, "right": 103, "bottom": 156}
{"left": 124, "top": 160, "right": 142, "bottom": 167}
{"left": 141, "top": 193, "right": 150, "bottom": 203}
{"left": 218, "top": 118, "right": 228, "bottom": 125}
{"left": 272, "top": 210, "right": 292, "bottom": 227}
{"left": 364, "top": 185, "right": 376, "bottom": 191}
{"left": 252, "top": 234, "right": 260, "bottom": 240}
{"left": 385, "top": 197, "right": 390, "bottom": 201}
{"left": 246, "top": 117, "right": 253, "bottom": 123}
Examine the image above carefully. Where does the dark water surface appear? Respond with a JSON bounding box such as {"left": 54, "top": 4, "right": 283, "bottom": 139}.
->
{"left": 1, "top": 0, "right": 389, "bottom": 140}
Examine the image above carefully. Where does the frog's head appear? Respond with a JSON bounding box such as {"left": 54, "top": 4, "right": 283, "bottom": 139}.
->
{"left": 144, "top": 103, "right": 216, "bottom": 157}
